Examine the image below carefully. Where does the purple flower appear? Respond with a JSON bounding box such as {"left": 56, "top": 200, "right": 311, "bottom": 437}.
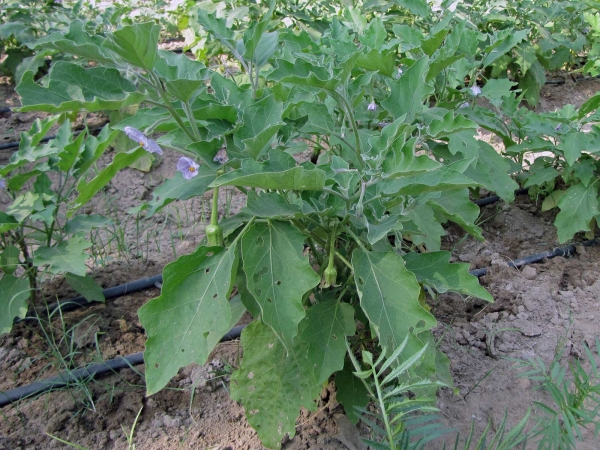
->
{"left": 554, "top": 124, "right": 562, "bottom": 132}
{"left": 0, "top": 178, "right": 5, "bottom": 190}
{"left": 459, "top": 102, "right": 470, "bottom": 109}
{"left": 367, "top": 102, "right": 377, "bottom": 112}
{"left": 123, "top": 126, "right": 163, "bottom": 155}
{"left": 177, "top": 157, "right": 200, "bottom": 180}
{"left": 470, "top": 85, "right": 482, "bottom": 96}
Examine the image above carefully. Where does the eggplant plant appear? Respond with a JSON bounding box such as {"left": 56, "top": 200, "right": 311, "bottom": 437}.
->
{"left": 9, "top": 6, "right": 529, "bottom": 448}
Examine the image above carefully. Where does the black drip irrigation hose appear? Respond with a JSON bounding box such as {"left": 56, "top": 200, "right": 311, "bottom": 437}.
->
{"left": 468, "top": 238, "right": 600, "bottom": 278}
{"left": 0, "top": 325, "right": 246, "bottom": 408}
{"left": 15, "top": 274, "right": 164, "bottom": 324}
{"left": 473, "top": 188, "right": 529, "bottom": 207}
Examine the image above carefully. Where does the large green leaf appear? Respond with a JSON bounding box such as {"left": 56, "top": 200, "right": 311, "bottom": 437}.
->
{"left": 352, "top": 249, "right": 436, "bottom": 350}
{"left": 427, "top": 189, "right": 483, "bottom": 240}
{"left": 230, "top": 302, "right": 354, "bottom": 448}
{"left": 210, "top": 160, "right": 325, "bottom": 191}
{"left": 241, "top": 221, "right": 320, "bottom": 350}
{"left": 0, "top": 275, "right": 30, "bottom": 335}
{"left": 33, "top": 237, "right": 92, "bottom": 277}
{"left": 155, "top": 50, "right": 210, "bottom": 102}
{"left": 462, "top": 142, "right": 519, "bottom": 202}
{"left": 234, "top": 95, "right": 285, "bottom": 159}
{"left": 381, "top": 57, "right": 434, "bottom": 123}
{"left": 32, "top": 20, "right": 111, "bottom": 63}
{"left": 406, "top": 204, "right": 446, "bottom": 251}
{"left": 139, "top": 245, "right": 238, "bottom": 395}
{"left": 379, "top": 164, "right": 479, "bottom": 196}
{"left": 555, "top": 182, "right": 600, "bottom": 243}
{"left": 71, "top": 148, "right": 146, "bottom": 211}
{"left": 483, "top": 29, "right": 529, "bottom": 67}
{"left": 268, "top": 57, "right": 339, "bottom": 90}
{"left": 403, "top": 251, "right": 492, "bottom": 301}
{"left": 243, "top": 191, "right": 302, "bottom": 218}
{"left": 103, "top": 22, "right": 160, "bottom": 70}
{"left": 17, "top": 63, "right": 146, "bottom": 113}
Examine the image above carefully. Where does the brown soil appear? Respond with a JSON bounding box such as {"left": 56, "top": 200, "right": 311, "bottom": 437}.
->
{"left": 2, "top": 75, "right": 600, "bottom": 450}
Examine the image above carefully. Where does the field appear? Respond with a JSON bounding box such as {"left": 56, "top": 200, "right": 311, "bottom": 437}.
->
{"left": 2, "top": 1, "right": 600, "bottom": 449}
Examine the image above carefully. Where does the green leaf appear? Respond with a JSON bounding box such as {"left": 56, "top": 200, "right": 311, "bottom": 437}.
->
{"left": 555, "top": 182, "right": 600, "bottom": 243}
{"left": 422, "top": 29, "right": 449, "bottom": 57}
{"left": 155, "top": 50, "right": 210, "bottom": 102}
{"left": 268, "top": 57, "right": 340, "bottom": 90}
{"left": 335, "top": 357, "right": 370, "bottom": 425}
{"left": 406, "top": 204, "right": 445, "bottom": 251}
{"left": 359, "top": 17, "right": 387, "bottom": 50}
{"left": 65, "top": 214, "right": 114, "bottom": 235}
{"left": 0, "top": 212, "right": 19, "bottom": 233}
{"left": 241, "top": 221, "right": 320, "bottom": 350}
{"left": 481, "top": 79, "right": 518, "bottom": 109}
{"left": 404, "top": 251, "right": 492, "bottom": 301}
{"left": 33, "top": 237, "right": 92, "bottom": 277}
{"left": 483, "top": 29, "right": 529, "bottom": 67}
{"left": 463, "top": 142, "right": 519, "bottom": 202}
{"left": 103, "top": 22, "right": 160, "bottom": 70}
{"left": 139, "top": 245, "right": 238, "bottom": 395}
{"left": 71, "top": 148, "right": 146, "bottom": 211}
{"left": 252, "top": 31, "right": 279, "bottom": 69}
{"left": 356, "top": 49, "right": 396, "bottom": 77}
{"left": 393, "top": 0, "right": 429, "bottom": 17}
{"left": 380, "top": 164, "right": 479, "bottom": 196}
{"left": 381, "top": 57, "right": 434, "bottom": 123}
{"left": 210, "top": 160, "right": 325, "bottom": 191}
{"left": 524, "top": 166, "right": 559, "bottom": 188}
{"left": 298, "top": 301, "right": 356, "bottom": 383}
{"left": 0, "top": 245, "right": 20, "bottom": 275}
{"left": 144, "top": 168, "right": 215, "bottom": 216}
{"left": 352, "top": 249, "right": 436, "bottom": 350}
{"left": 557, "top": 132, "right": 590, "bottom": 166}
{"left": 0, "top": 275, "right": 30, "bottom": 334}
{"left": 382, "top": 136, "right": 441, "bottom": 177}
{"left": 231, "top": 302, "right": 354, "bottom": 449}
{"left": 65, "top": 273, "right": 105, "bottom": 303}
{"left": 17, "top": 63, "right": 146, "bottom": 113}
{"left": 427, "top": 189, "right": 483, "bottom": 240}
{"left": 518, "top": 59, "right": 545, "bottom": 106}
{"left": 542, "top": 190, "right": 566, "bottom": 211}
{"left": 32, "top": 20, "right": 111, "bottom": 63}
{"left": 243, "top": 191, "right": 302, "bottom": 218}
{"left": 234, "top": 95, "right": 285, "bottom": 159}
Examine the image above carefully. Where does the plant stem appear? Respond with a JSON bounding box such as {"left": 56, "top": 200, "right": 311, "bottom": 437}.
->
{"left": 372, "top": 365, "right": 396, "bottom": 450}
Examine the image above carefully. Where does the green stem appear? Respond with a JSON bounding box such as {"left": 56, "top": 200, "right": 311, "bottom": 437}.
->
{"left": 211, "top": 186, "right": 220, "bottom": 226}
{"left": 345, "top": 227, "right": 369, "bottom": 254}
{"left": 182, "top": 100, "right": 202, "bottom": 141}
{"left": 148, "top": 72, "right": 196, "bottom": 142}
{"left": 373, "top": 366, "right": 396, "bottom": 450}
{"left": 330, "top": 90, "right": 365, "bottom": 170}
{"left": 228, "top": 216, "right": 256, "bottom": 248}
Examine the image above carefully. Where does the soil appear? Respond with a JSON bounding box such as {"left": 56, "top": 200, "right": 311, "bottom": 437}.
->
{"left": 2, "top": 74, "right": 600, "bottom": 450}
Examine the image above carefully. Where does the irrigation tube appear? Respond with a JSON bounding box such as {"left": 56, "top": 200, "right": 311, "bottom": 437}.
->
{"left": 468, "top": 238, "right": 600, "bottom": 278}
{"left": 0, "top": 325, "right": 246, "bottom": 408}
{"left": 16, "top": 274, "right": 164, "bottom": 324}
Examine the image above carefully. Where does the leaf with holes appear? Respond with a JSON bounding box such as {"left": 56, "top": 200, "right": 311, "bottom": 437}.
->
{"left": 139, "top": 245, "right": 238, "bottom": 395}
{"left": 231, "top": 301, "right": 354, "bottom": 449}
{"left": 352, "top": 249, "right": 436, "bottom": 351}
{"left": 241, "top": 221, "right": 320, "bottom": 351}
